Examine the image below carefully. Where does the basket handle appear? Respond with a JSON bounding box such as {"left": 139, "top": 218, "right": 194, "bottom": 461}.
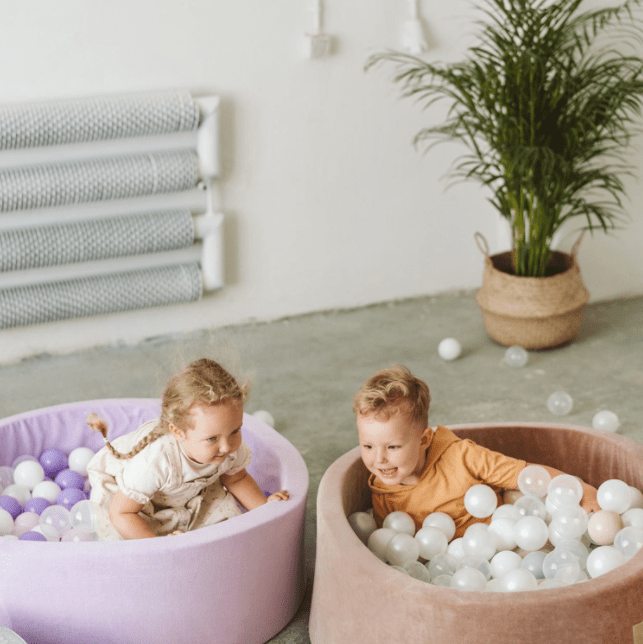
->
{"left": 571, "top": 230, "right": 586, "bottom": 257}
{"left": 474, "top": 232, "right": 490, "bottom": 257}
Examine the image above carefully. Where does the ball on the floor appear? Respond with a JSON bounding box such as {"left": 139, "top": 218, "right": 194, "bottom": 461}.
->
{"left": 592, "top": 410, "right": 620, "bottom": 433}
{"left": 547, "top": 391, "right": 573, "bottom": 416}
{"left": 438, "top": 338, "right": 461, "bottom": 361}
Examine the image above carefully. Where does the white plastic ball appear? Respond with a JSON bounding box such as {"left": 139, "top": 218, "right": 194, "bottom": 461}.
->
{"left": 497, "top": 568, "right": 538, "bottom": 592}
{"left": 450, "top": 566, "right": 487, "bottom": 592}
{"left": 12, "top": 461, "right": 45, "bottom": 491}
{"left": 503, "top": 489, "right": 524, "bottom": 505}
{"left": 517, "top": 465, "right": 551, "bottom": 498}
{"left": 367, "top": 528, "right": 396, "bottom": 562}
{"left": 389, "top": 565, "right": 410, "bottom": 575}
{"left": 491, "top": 504, "right": 519, "bottom": 522}
{"left": 462, "top": 525, "right": 497, "bottom": 561}
{"left": 538, "top": 579, "right": 565, "bottom": 590}
{"left": 521, "top": 551, "right": 547, "bottom": 579}
{"left": 422, "top": 512, "right": 456, "bottom": 542}
{"left": 383, "top": 511, "right": 416, "bottom": 536}
{"left": 69, "top": 500, "right": 98, "bottom": 534}
{"left": 613, "top": 526, "right": 643, "bottom": 558}
{"left": 514, "top": 516, "right": 549, "bottom": 551}
{"left": 438, "top": 338, "right": 461, "bottom": 361}
{"left": 547, "top": 523, "right": 569, "bottom": 549}
{"left": 2, "top": 484, "right": 31, "bottom": 506}
{"left": 415, "top": 527, "right": 448, "bottom": 561}
{"left": 504, "top": 346, "right": 528, "bottom": 368}
{"left": 622, "top": 508, "right": 643, "bottom": 529}
{"left": 348, "top": 511, "right": 378, "bottom": 544}
{"left": 31, "top": 480, "right": 62, "bottom": 504}
{"left": 13, "top": 512, "right": 40, "bottom": 537}
{"left": 547, "top": 474, "right": 583, "bottom": 508}
{"left": 488, "top": 518, "right": 517, "bottom": 551}
{"left": 251, "top": 410, "right": 275, "bottom": 427}
{"left": 627, "top": 487, "right": 643, "bottom": 510}
{"left": 550, "top": 505, "right": 589, "bottom": 540}
{"left": 586, "top": 546, "right": 626, "bottom": 578}
{"left": 597, "top": 479, "right": 631, "bottom": 514}
{"left": 490, "top": 550, "right": 522, "bottom": 579}
{"left": 547, "top": 391, "right": 573, "bottom": 416}
{"left": 464, "top": 484, "right": 498, "bottom": 518}
{"left": 592, "top": 410, "right": 620, "bottom": 433}
{"left": 39, "top": 505, "right": 71, "bottom": 540}
{"left": 67, "top": 447, "right": 95, "bottom": 476}
{"left": 385, "top": 532, "right": 421, "bottom": 566}
{"left": 0, "top": 508, "right": 14, "bottom": 536}
{"left": 403, "top": 561, "right": 431, "bottom": 583}
{"left": 427, "top": 553, "right": 459, "bottom": 580}
{"left": 514, "top": 495, "right": 547, "bottom": 521}
{"left": 447, "top": 537, "right": 465, "bottom": 561}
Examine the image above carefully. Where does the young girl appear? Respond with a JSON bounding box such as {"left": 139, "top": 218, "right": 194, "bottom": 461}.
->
{"left": 86, "top": 358, "right": 289, "bottom": 540}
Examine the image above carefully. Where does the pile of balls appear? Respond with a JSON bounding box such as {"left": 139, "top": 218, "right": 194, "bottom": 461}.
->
{"left": 348, "top": 465, "right": 643, "bottom": 591}
{"left": 0, "top": 447, "right": 98, "bottom": 542}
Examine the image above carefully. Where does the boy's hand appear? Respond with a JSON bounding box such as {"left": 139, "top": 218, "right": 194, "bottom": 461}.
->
{"left": 267, "top": 490, "right": 290, "bottom": 502}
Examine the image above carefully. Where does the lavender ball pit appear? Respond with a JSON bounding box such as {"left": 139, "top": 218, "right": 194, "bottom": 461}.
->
{"left": 310, "top": 422, "right": 643, "bottom": 644}
{"left": 0, "top": 399, "right": 308, "bottom": 644}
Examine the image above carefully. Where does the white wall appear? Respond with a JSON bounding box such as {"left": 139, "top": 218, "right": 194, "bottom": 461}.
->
{"left": 0, "top": 0, "right": 642, "bottom": 365}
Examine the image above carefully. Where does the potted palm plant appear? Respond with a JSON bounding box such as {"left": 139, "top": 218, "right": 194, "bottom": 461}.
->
{"left": 367, "top": 0, "right": 643, "bottom": 348}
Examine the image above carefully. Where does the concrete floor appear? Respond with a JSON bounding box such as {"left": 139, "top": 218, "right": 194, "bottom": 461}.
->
{"left": 1, "top": 291, "right": 642, "bottom": 644}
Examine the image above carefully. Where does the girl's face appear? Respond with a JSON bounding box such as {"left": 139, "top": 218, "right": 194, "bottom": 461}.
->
{"left": 357, "top": 408, "right": 430, "bottom": 487}
{"left": 170, "top": 400, "right": 244, "bottom": 464}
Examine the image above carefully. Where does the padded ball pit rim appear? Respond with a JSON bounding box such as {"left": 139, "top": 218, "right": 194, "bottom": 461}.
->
{"left": 0, "top": 398, "right": 308, "bottom": 554}
{"left": 310, "top": 422, "right": 643, "bottom": 644}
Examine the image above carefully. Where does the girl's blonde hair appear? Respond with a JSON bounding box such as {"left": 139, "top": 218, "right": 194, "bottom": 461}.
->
{"left": 88, "top": 358, "right": 248, "bottom": 459}
{"left": 352, "top": 364, "right": 430, "bottom": 426}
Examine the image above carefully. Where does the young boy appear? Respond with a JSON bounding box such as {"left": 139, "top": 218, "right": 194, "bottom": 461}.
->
{"left": 353, "top": 365, "right": 600, "bottom": 538}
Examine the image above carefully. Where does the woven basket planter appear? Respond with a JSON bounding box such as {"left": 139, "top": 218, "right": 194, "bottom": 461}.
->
{"left": 474, "top": 235, "right": 589, "bottom": 349}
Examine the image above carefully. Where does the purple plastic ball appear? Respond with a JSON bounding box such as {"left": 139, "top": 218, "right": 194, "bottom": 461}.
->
{"left": 0, "top": 495, "right": 22, "bottom": 520}
{"left": 56, "top": 488, "right": 86, "bottom": 511}
{"left": 19, "top": 530, "right": 47, "bottom": 541}
{"left": 39, "top": 448, "right": 68, "bottom": 478}
{"left": 54, "top": 468, "right": 85, "bottom": 491}
{"left": 23, "top": 497, "right": 52, "bottom": 515}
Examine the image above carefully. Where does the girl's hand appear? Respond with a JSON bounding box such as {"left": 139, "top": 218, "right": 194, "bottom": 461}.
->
{"left": 267, "top": 490, "right": 290, "bottom": 502}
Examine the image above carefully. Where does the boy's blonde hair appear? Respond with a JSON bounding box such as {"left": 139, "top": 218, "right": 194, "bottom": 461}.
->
{"left": 88, "top": 358, "right": 248, "bottom": 459}
{"left": 352, "top": 365, "right": 430, "bottom": 426}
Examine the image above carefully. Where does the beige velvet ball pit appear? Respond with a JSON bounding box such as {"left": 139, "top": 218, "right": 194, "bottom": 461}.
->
{"left": 310, "top": 423, "right": 643, "bottom": 644}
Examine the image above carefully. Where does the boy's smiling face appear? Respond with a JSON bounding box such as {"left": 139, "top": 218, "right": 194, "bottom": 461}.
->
{"left": 357, "top": 406, "right": 430, "bottom": 487}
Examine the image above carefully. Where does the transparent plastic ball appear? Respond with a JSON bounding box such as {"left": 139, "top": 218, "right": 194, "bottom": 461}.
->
{"left": 251, "top": 410, "right": 275, "bottom": 427}
{"left": 547, "top": 391, "right": 573, "bottom": 416}
{"left": 517, "top": 465, "right": 551, "bottom": 498}
{"left": 550, "top": 505, "right": 589, "bottom": 540}
{"left": 60, "top": 527, "right": 99, "bottom": 542}
{"left": 556, "top": 539, "right": 589, "bottom": 570}
{"left": 491, "top": 504, "right": 519, "bottom": 522}
{"left": 622, "top": 508, "right": 643, "bottom": 529}
{"left": 403, "top": 561, "right": 431, "bottom": 582}
{"left": 588, "top": 510, "right": 623, "bottom": 546}
{"left": 450, "top": 566, "right": 487, "bottom": 592}
{"left": 438, "top": 338, "right": 461, "bottom": 361}
{"left": 39, "top": 505, "right": 71, "bottom": 540}
{"left": 503, "top": 489, "right": 524, "bottom": 505}
{"left": 389, "top": 565, "right": 409, "bottom": 575}
{"left": 31, "top": 480, "right": 62, "bottom": 504}
{"left": 547, "top": 474, "right": 583, "bottom": 508}
{"left": 490, "top": 550, "right": 522, "bottom": 579}
{"left": 432, "top": 574, "right": 453, "bottom": 587}
{"left": 12, "top": 512, "right": 41, "bottom": 538}
{"left": 367, "top": 528, "right": 396, "bottom": 562}
{"left": 460, "top": 555, "right": 492, "bottom": 580}
{"left": 12, "top": 461, "right": 45, "bottom": 491}
{"left": 69, "top": 500, "right": 98, "bottom": 534}
{"left": 521, "top": 550, "right": 547, "bottom": 579}
{"left": 597, "top": 479, "right": 631, "bottom": 514}
{"left": 2, "top": 484, "right": 31, "bottom": 507}
{"left": 348, "top": 511, "right": 378, "bottom": 544}
{"left": 67, "top": 447, "right": 95, "bottom": 476}
{"left": 488, "top": 518, "right": 517, "bottom": 551}
{"left": 462, "top": 525, "right": 497, "bottom": 560}
{"left": 447, "top": 537, "right": 465, "bottom": 561}
{"left": 414, "top": 526, "right": 448, "bottom": 561}
{"left": 504, "top": 346, "right": 528, "bottom": 368}
{"left": 514, "top": 495, "right": 547, "bottom": 521}
{"left": 383, "top": 511, "right": 416, "bottom": 536}
{"left": 497, "top": 568, "right": 538, "bottom": 592}
{"left": 422, "top": 512, "right": 456, "bottom": 542}
{"left": 0, "top": 467, "right": 13, "bottom": 488}
{"left": 464, "top": 484, "right": 498, "bottom": 518}
{"left": 427, "top": 553, "right": 459, "bottom": 580}
{"left": 0, "top": 508, "right": 15, "bottom": 536}
{"left": 514, "top": 516, "right": 549, "bottom": 551}
{"left": 592, "top": 410, "right": 620, "bottom": 433}
{"left": 613, "top": 526, "right": 643, "bottom": 558}
{"left": 553, "top": 561, "right": 582, "bottom": 585}
{"left": 385, "top": 532, "right": 421, "bottom": 566}
{"left": 586, "top": 546, "right": 626, "bottom": 578}
{"left": 538, "top": 579, "right": 565, "bottom": 590}
{"left": 542, "top": 547, "right": 580, "bottom": 580}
